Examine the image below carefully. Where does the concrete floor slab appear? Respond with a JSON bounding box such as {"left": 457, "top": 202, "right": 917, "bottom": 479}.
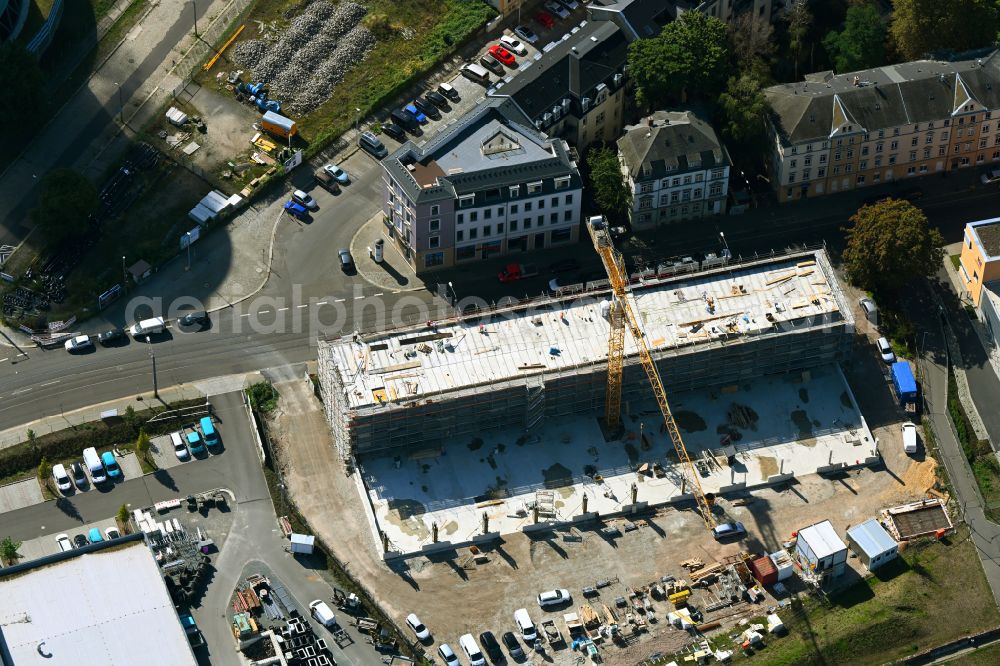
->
{"left": 360, "top": 364, "right": 876, "bottom": 555}
{"left": 149, "top": 433, "right": 188, "bottom": 470}
{"left": 0, "top": 479, "right": 43, "bottom": 515}
{"left": 118, "top": 452, "right": 144, "bottom": 480}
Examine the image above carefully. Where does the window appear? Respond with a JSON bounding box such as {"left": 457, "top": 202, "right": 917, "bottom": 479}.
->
{"left": 939, "top": 146, "right": 946, "bottom": 156}
{"left": 538, "top": 199, "right": 545, "bottom": 210}
{"left": 564, "top": 194, "right": 573, "bottom": 205}
{"left": 820, "top": 154, "right": 827, "bottom": 163}
{"left": 890, "top": 140, "right": 898, "bottom": 150}
{"left": 595, "top": 111, "right": 605, "bottom": 125}
{"left": 469, "top": 228, "right": 478, "bottom": 240}
{"left": 483, "top": 225, "right": 491, "bottom": 236}
{"left": 509, "top": 185, "right": 520, "bottom": 197}
{"left": 805, "top": 156, "right": 813, "bottom": 166}
{"left": 497, "top": 207, "right": 504, "bottom": 217}
{"left": 878, "top": 129, "right": 885, "bottom": 138}
{"left": 550, "top": 213, "right": 558, "bottom": 224}
{"left": 889, "top": 155, "right": 897, "bottom": 165}
{"left": 909, "top": 151, "right": 916, "bottom": 162}
{"left": 470, "top": 211, "right": 478, "bottom": 222}
{"left": 456, "top": 230, "right": 464, "bottom": 241}
{"left": 525, "top": 202, "right": 532, "bottom": 212}
{"left": 459, "top": 194, "right": 474, "bottom": 208}
{"left": 429, "top": 236, "right": 440, "bottom": 249}
{"left": 818, "top": 168, "right": 826, "bottom": 177}
{"left": 856, "top": 175, "right": 865, "bottom": 184}
{"left": 923, "top": 148, "right": 931, "bottom": 159}
{"left": 833, "top": 167, "right": 841, "bottom": 176}
{"left": 709, "top": 182, "right": 722, "bottom": 196}
{"left": 424, "top": 252, "right": 443, "bottom": 268}
{"left": 907, "top": 166, "right": 916, "bottom": 174}
{"left": 564, "top": 210, "right": 573, "bottom": 221}
{"left": 681, "top": 190, "right": 692, "bottom": 202}
{"left": 510, "top": 204, "right": 519, "bottom": 214}
{"left": 893, "top": 128, "right": 900, "bottom": 136}
{"left": 551, "top": 197, "right": 559, "bottom": 207}
{"left": 803, "top": 168, "right": 811, "bottom": 180}
{"left": 538, "top": 215, "right": 545, "bottom": 226}
{"left": 497, "top": 223, "right": 504, "bottom": 233}
{"left": 683, "top": 175, "right": 692, "bottom": 185}
{"left": 429, "top": 219, "right": 440, "bottom": 232}
{"left": 789, "top": 172, "right": 797, "bottom": 182}
{"left": 860, "top": 147, "right": 867, "bottom": 157}
{"left": 484, "top": 208, "right": 492, "bottom": 220}
{"left": 860, "top": 161, "right": 868, "bottom": 170}
{"left": 695, "top": 173, "right": 704, "bottom": 182}
{"left": 527, "top": 181, "right": 542, "bottom": 194}
{"left": 911, "top": 137, "right": 918, "bottom": 147}
{"left": 670, "top": 191, "right": 680, "bottom": 204}
{"left": 457, "top": 213, "right": 464, "bottom": 225}
{"left": 524, "top": 219, "right": 532, "bottom": 229}
{"left": 790, "top": 159, "right": 798, "bottom": 169}
{"left": 551, "top": 228, "right": 571, "bottom": 243}
{"left": 456, "top": 246, "right": 476, "bottom": 261}
{"left": 554, "top": 176, "right": 571, "bottom": 189}
{"left": 834, "top": 152, "right": 842, "bottom": 161}
{"left": 672, "top": 177, "right": 681, "bottom": 187}
{"left": 639, "top": 182, "right": 652, "bottom": 194}
{"left": 876, "top": 143, "right": 884, "bottom": 153}
{"left": 430, "top": 205, "right": 439, "bottom": 216}
{"left": 693, "top": 189, "right": 702, "bottom": 198}
{"left": 510, "top": 220, "right": 518, "bottom": 231}
{"left": 981, "top": 139, "right": 988, "bottom": 148}
{"left": 847, "top": 150, "right": 854, "bottom": 159}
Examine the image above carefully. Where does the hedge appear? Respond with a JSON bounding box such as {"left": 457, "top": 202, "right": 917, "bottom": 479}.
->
{"left": 0, "top": 399, "right": 207, "bottom": 481}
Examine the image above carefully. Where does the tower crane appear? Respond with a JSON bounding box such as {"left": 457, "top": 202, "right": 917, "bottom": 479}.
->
{"left": 586, "top": 215, "right": 716, "bottom": 528}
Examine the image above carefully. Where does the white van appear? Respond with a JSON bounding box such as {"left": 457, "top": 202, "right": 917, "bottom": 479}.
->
{"left": 129, "top": 316, "right": 166, "bottom": 337}
{"left": 901, "top": 421, "right": 918, "bottom": 454}
{"left": 309, "top": 600, "right": 337, "bottom": 628}
{"left": 82, "top": 447, "right": 106, "bottom": 484}
{"left": 459, "top": 634, "right": 485, "bottom": 666}
{"left": 460, "top": 63, "right": 490, "bottom": 84}
{"left": 513, "top": 608, "right": 537, "bottom": 642}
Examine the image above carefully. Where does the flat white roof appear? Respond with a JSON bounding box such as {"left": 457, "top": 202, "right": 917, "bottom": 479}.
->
{"left": 798, "top": 520, "right": 848, "bottom": 559}
{"left": 0, "top": 540, "right": 196, "bottom": 666}
{"left": 326, "top": 251, "right": 844, "bottom": 410}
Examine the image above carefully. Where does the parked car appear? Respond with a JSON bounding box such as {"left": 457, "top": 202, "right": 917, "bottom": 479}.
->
{"left": 437, "top": 82, "right": 460, "bottom": 101}
{"left": 284, "top": 201, "right": 308, "bottom": 220}
{"left": 405, "top": 613, "right": 430, "bottom": 640}
{"left": 876, "top": 336, "right": 895, "bottom": 363}
{"left": 502, "top": 632, "right": 524, "bottom": 659}
{"left": 309, "top": 600, "right": 337, "bottom": 628}
{"left": 87, "top": 527, "right": 104, "bottom": 543}
{"left": 534, "top": 11, "right": 555, "bottom": 29}
{"left": 544, "top": 1, "right": 570, "bottom": 19}
{"left": 97, "top": 328, "right": 125, "bottom": 346}
{"left": 73, "top": 534, "right": 88, "bottom": 549}
{"left": 413, "top": 97, "right": 441, "bottom": 120}
{"left": 314, "top": 168, "right": 341, "bottom": 194}
{"left": 390, "top": 108, "right": 420, "bottom": 133}
{"left": 381, "top": 122, "right": 406, "bottom": 142}
{"left": 52, "top": 464, "right": 72, "bottom": 492}
{"left": 712, "top": 521, "right": 746, "bottom": 541}
{"left": 437, "top": 644, "right": 460, "bottom": 666}
{"left": 982, "top": 167, "right": 1000, "bottom": 184}
{"left": 292, "top": 189, "right": 318, "bottom": 210}
{"left": 101, "top": 451, "right": 121, "bottom": 479}
{"left": 425, "top": 90, "right": 449, "bottom": 108}
{"left": 479, "top": 631, "right": 504, "bottom": 664}
{"left": 859, "top": 297, "right": 878, "bottom": 324}
{"left": 104, "top": 527, "right": 121, "bottom": 540}
{"left": 55, "top": 534, "right": 73, "bottom": 552}
{"left": 359, "top": 131, "right": 388, "bottom": 158}
{"left": 488, "top": 44, "right": 517, "bottom": 67}
{"left": 902, "top": 421, "right": 918, "bottom": 454}
{"left": 70, "top": 462, "right": 88, "bottom": 489}
{"left": 479, "top": 55, "right": 505, "bottom": 76}
{"left": 172, "top": 431, "right": 190, "bottom": 460}
{"left": 186, "top": 430, "right": 206, "bottom": 456}
{"left": 499, "top": 34, "right": 527, "bottom": 56}
{"left": 323, "top": 164, "right": 350, "bottom": 184}
{"left": 178, "top": 310, "right": 208, "bottom": 328}
{"left": 557, "top": 0, "right": 579, "bottom": 9}
{"left": 64, "top": 335, "right": 92, "bottom": 352}
{"left": 339, "top": 249, "right": 355, "bottom": 273}
{"left": 514, "top": 24, "right": 539, "bottom": 44}
{"left": 459, "top": 634, "right": 486, "bottom": 666}
{"left": 404, "top": 103, "right": 427, "bottom": 124}
{"left": 537, "top": 589, "right": 571, "bottom": 608}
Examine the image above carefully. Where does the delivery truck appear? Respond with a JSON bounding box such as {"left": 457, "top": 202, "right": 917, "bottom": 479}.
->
{"left": 890, "top": 361, "right": 919, "bottom": 415}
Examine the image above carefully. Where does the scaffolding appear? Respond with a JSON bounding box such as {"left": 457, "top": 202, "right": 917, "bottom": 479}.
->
{"left": 317, "top": 249, "right": 854, "bottom": 458}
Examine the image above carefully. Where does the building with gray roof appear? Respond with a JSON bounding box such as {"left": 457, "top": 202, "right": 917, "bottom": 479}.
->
{"left": 764, "top": 50, "right": 1000, "bottom": 202}
{"left": 846, "top": 519, "right": 898, "bottom": 571}
{"left": 381, "top": 97, "right": 582, "bottom": 272}
{"left": 617, "top": 110, "right": 730, "bottom": 228}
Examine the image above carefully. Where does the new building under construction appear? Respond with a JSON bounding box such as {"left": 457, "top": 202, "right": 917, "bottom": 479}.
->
{"left": 317, "top": 248, "right": 854, "bottom": 459}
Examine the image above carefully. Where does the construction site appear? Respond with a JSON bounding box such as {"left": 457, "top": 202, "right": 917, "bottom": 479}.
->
{"left": 317, "top": 225, "right": 880, "bottom": 557}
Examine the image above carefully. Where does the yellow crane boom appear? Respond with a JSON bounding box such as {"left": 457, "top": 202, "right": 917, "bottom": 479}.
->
{"left": 586, "top": 216, "right": 716, "bottom": 528}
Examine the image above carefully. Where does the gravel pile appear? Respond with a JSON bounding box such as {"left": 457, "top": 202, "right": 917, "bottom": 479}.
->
{"left": 287, "top": 25, "right": 376, "bottom": 114}
{"left": 270, "top": 2, "right": 369, "bottom": 97}
{"left": 252, "top": 0, "right": 336, "bottom": 83}
{"left": 231, "top": 39, "right": 268, "bottom": 69}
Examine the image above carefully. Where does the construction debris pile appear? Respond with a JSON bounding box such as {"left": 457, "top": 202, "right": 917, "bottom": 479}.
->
{"left": 230, "top": 1, "right": 375, "bottom": 114}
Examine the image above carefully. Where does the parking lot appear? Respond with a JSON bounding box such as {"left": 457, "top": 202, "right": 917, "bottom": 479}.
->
{"left": 148, "top": 417, "right": 226, "bottom": 471}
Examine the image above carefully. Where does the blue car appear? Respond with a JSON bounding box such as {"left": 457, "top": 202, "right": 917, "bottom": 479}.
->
{"left": 404, "top": 104, "right": 427, "bottom": 124}
{"left": 186, "top": 431, "right": 206, "bottom": 455}
{"left": 101, "top": 451, "right": 122, "bottom": 479}
{"left": 283, "top": 201, "right": 308, "bottom": 220}
{"left": 88, "top": 527, "right": 104, "bottom": 544}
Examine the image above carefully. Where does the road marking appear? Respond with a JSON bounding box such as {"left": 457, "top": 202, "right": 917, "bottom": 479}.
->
{"left": 354, "top": 296, "right": 365, "bottom": 300}
{"left": 374, "top": 292, "right": 384, "bottom": 297}
{"left": 297, "top": 304, "right": 308, "bottom": 309}
{"left": 241, "top": 313, "right": 252, "bottom": 318}
{"left": 278, "top": 307, "right": 289, "bottom": 311}
{"left": 40, "top": 380, "right": 60, "bottom": 387}
{"left": 334, "top": 298, "right": 346, "bottom": 303}
{"left": 316, "top": 301, "right": 328, "bottom": 305}
{"left": 11, "top": 388, "right": 32, "bottom": 395}
{"left": 0, "top": 357, "right": 7, "bottom": 364}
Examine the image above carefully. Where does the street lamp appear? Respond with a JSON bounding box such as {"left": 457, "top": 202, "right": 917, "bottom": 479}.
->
{"left": 719, "top": 231, "right": 732, "bottom": 260}
{"left": 191, "top": 0, "right": 199, "bottom": 37}
{"left": 114, "top": 82, "right": 124, "bottom": 123}
{"left": 121, "top": 255, "right": 128, "bottom": 291}
{"left": 145, "top": 335, "right": 159, "bottom": 399}
{"left": 447, "top": 281, "right": 457, "bottom": 306}
{"left": 185, "top": 232, "right": 193, "bottom": 271}
{"left": 355, "top": 107, "right": 361, "bottom": 132}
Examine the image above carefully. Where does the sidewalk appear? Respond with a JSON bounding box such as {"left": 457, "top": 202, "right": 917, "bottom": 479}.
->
{"left": 350, "top": 213, "right": 421, "bottom": 292}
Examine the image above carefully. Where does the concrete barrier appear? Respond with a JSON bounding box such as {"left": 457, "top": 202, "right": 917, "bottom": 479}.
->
{"left": 473, "top": 532, "right": 501, "bottom": 546}
{"left": 572, "top": 512, "right": 600, "bottom": 524}
{"left": 718, "top": 483, "right": 747, "bottom": 495}
{"left": 766, "top": 473, "right": 795, "bottom": 485}
{"left": 816, "top": 463, "right": 848, "bottom": 475}
{"left": 522, "top": 522, "right": 555, "bottom": 536}
{"left": 620, "top": 501, "right": 649, "bottom": 515}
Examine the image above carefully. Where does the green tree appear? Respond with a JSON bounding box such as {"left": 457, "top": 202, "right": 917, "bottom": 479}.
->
{"left": 117, "top": 503, "right": 130, "bottom": 527}
{"left": 29, "top": 169, "right": 99, "bottom": 245}
{"left": 627, "top": 12, "right": 730, "bottom": 108}
{"left": 123, "top": 405, "right": 138, "bottom": 433}
{"left": 787, "top": 0, "right": 813, "bottom": 80}
{"left": 729, "top": 11, "right": 776, "bottom": 74}
{"left": 585, "top": 147, "right": 630, "bottom": 221}
{"left": 26, "top": 429, "right": 36, "bottom": 452}
{"left": 37, "top": 456, "right": 52, "bottom": 486}
{"left": 823, "top": 4, "right": 886, "bottom": 73}
{"left": 0, "top": 43, "right": 46, "bottom": 137}
{"left": 842, "top": 198, "right": 945, "bottom": 294}
{"left": 1, "top": 536, "right": 21, "bottom": 565}
{"left": 718, "top": 73, "right": 770, "bottom": 145}
{"left": 891, "top": 0, "right": 999, "bottom": 61}
{"left": 135, "top": 430, "right": 151, "bottom": 462}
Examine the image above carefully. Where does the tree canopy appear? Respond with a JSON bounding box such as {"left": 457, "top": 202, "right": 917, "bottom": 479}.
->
{"left": 627, "top": 12, "right": 730, "bottom": 109}
{"left": 786, "top": 0, "right": 813, "bottom": 81}
{"left": 891, "top": 0, "right": 999, "bottom": 61}
{"left": 718, "top": 72, "right": 770, "bottom": 146}
{"left": 823, "top": 3, "right": 886, "bottom": 73}
{"left": 585, "top": 146, "right": 630, "bottom": 222}
{"left": 29, "top": 169, "right": 99, "bottom": 245}
{"left": 842, "top": 198, "right": 944, "bottom": 294}
{"left": 0, "top": 43, "right": 46, "bottom": 138}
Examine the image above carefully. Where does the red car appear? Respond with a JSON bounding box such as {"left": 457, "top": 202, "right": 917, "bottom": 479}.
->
{"left": 488, "top": 44, "right": 517, "bottom": 67}
{"left": 534, "top": 11, "right": 555, "bottom": 29}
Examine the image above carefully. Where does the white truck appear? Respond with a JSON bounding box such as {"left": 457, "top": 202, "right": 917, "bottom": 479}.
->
{"left": 130, "top": 316, "right": 166, "bottom": 337}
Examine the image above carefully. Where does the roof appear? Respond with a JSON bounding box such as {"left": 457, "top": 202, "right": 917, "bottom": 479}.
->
{"left": 383, "top": 97, "right": 578, "bottom": 204}
{"left": 322, "top": 250, "right": 847, "bottom": 412}
{"left": 797, "top": 520, "right": 848, "bottom": 559}
{"left": 588, "top": 0, "right": 673, "bottom": 40}
{"left": 618, "top": 110, "right": 728, "bottom": 179}
{"left": 765, "top": 50, "right": 1000, "bottom": 145}
{"left": 847, "top": 519, "right": 897, "bottom": 557}
{"left": 967, "top": 217, "right": 1000, "bottom": 258}
{"left": 0, "top": 539, "right": 196, "bottom": 666}
{"left": 891, "top": 362, "right": 917, "bottom": 395}
{"left": 491, "top": 20, "right": 629, "bottom": 124}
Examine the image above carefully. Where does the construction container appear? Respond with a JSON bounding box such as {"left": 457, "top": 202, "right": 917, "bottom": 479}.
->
{"left": 749, "top": 556, "right": 778, "bottom": 586}
{"left": 769, "top": 551, "right": 794, "bottom": 581}
{"left": 668, "top": 589, "right": 691, "bottom": 607}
